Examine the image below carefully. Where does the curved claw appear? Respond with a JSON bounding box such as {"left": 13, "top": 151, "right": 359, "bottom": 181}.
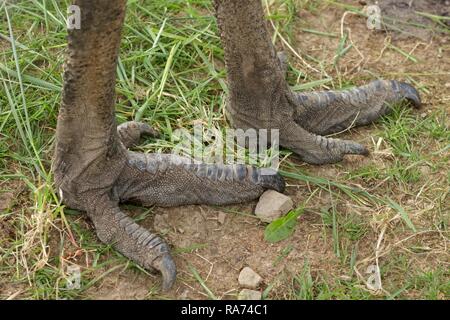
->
{"left": 256, "top": 168, "right": 285, "bottom": 193}
{"left": 394, "top": 81, "right": 421, "bottom": 108}
{"left": 87, "top": 203, "right": 177, "bottom": 292}
{"left": 153, "top": 253, "right": 177, "bottom": 292}
{"left": 337, "top": 138, "right": 369, "bottom": 156}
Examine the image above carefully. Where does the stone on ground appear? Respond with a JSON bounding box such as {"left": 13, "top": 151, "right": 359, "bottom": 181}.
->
{"left": 217, "top": 212, "right": 226, "bottom": 224}
{"left": 254, "top": 190, "right": 293, "bottom": 223}
{"left": 238, "top": 267, "right": 262, "bottom": 289}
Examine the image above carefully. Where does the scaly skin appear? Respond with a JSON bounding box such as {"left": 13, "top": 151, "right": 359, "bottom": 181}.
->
{"left": 294, "top": 80, "right": 421, "bottom": 136}
{"left": 54, "top": 0, "right": 284, "bottom": 291}
{"left": 54, "top": 0, "right": 421, "bottom": 291}
{"left": 214, "top": 0, "right": 421, "bottom": 164}
{"left": 115, "top": 151, "right": 284, "bottom": 207}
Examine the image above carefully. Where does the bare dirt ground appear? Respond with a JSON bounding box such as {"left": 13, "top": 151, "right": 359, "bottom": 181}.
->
{"left": 375, "top": 0, "right": 450, "bottom": 39}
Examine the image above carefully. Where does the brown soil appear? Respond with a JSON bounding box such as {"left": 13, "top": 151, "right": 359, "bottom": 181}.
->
{"left": 373, "top": 0, "right": 450, "bottom": 40}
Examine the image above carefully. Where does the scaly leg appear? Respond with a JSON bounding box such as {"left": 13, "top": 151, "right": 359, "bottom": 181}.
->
{"left": 214, "top": 0, "right": 421, "bottom": 164}
{"left": 54, "top": 0, "right": 284, "bottom": 291}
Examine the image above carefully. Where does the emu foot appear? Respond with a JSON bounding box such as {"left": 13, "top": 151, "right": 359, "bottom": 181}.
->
{"left": 57, "top": 122, "right": 286, "bottom": 291}
{"left": 228, "top": 76, "right": 421, "bottom": 165}
{"left": 87, "top": 198, "right": 177, "bottom": 291}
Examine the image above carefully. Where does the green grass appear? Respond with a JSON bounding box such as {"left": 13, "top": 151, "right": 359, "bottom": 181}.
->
{"left": 1, "top": 0, "right": 449, "bottom": 300}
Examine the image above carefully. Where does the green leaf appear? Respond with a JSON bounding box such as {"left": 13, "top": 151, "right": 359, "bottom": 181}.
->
{"left": 291, "top": 78, "right": 332, "bottom": 91}
{"left": 386, "top": 198, "right": 417, "bottom": 232}
{"left": 0, "top": 63, "right": 61, "bottom": 91}
{"left": 264, "top": 208, "right": 303, "bottom": 243}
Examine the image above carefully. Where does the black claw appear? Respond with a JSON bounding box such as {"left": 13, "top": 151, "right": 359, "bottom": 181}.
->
{"left": 361, "top": 147, "right": 370, "bottom": 156}
{"left": 257, "top": 169, "right": 285, "bottom": 193}
{"left": 394, "top": 81, "right": 422, "bottom": 108}
{"left": 345, "top": 141, "right": 370, "bottom": 156}
{"left": 154, "top": 253, "right": 177, "bottom": 292}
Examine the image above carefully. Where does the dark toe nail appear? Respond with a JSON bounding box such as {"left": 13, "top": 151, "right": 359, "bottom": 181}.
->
{"left": 258, "top": 170, "right": 286, "bottom": 193}
{"left": 153, "top": 253, "right": 176, "bottom": 292}
{"left": 346, "top": 141, "right": 369, "bottom": 156}
{"left": 396, "top": 81, "right": 422, "bottom": 108}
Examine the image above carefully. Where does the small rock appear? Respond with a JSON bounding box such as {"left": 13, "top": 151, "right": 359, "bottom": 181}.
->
{"left": 217, "top": 212, "right": 226, "bottom": 224}
{"left": 238, "top": 267, "right": 262, "bottom": 289}
{"left": 445, "top": 83, "right": 450, "bottom": 89}
{"left": 238, "top": 289, "right": 262, "bottom": 300}
{"left": 254, "top": 190, "right": 293, "bottom": 223}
